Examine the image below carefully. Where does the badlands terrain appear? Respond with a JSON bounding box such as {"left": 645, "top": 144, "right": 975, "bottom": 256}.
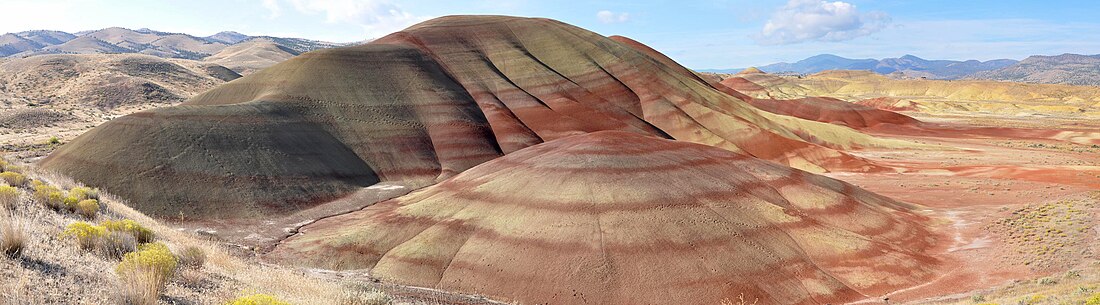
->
{"left": 1, "top": 15, "right": 1099, "bottom": 305}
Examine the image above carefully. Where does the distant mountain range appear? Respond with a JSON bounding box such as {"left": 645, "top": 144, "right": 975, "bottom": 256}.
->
{"left": 702, "top": 53, "right": 1100, "bottom": 86}
{"left": 967, "top": 54, "right": 1100, "bottom": 86}
{"left": 700, "top": 54, "right": 1018, "bottom": 80}
{"left": 0, "top": 28, "right": 353, "bottom": 73}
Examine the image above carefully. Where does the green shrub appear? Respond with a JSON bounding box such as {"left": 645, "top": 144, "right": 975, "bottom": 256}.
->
{"left": 0, "top": 186, "right": 19, "bottom": 210}
{"left": 76, "top": 199, "right": 99, "bottom": 219}
{"left": 102, "top": 219, "right": 155, "bottom": 244}
{"left": 224, "top": 294, "right": 292, "bottom": 305}
{"left": 46, "top": 136, "right": 60, "bottom": 145}
{"left": 116, "top": 242, "right": 178, "bottom": 305}
{"left": 0, "top": 172, "right": 26, "bottom": 187}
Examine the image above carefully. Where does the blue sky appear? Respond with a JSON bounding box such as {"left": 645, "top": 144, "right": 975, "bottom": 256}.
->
{"left": 3, "top": 0, "right": 1100, "bottom": 69}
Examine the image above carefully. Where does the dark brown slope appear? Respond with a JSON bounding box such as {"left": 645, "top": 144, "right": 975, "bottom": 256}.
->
{"left": 270, "top": 131, "right": 938, "bottom": 305}
{"left": 42, "top": 16, "right": 912, "bottom": 219}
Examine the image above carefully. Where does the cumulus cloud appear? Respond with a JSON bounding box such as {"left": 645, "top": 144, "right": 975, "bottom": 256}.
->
{"left": 596, "top": 10, "right": 630, "bottom": 24}
{"left": 263, "top": 0, "right": 430, "bottom": 38}
{"left": 755, "top": 0, "right": 889, "bottom": 45}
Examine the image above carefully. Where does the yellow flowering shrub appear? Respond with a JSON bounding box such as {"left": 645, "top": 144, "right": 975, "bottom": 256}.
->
{"left": 34, "top": 184, "right": 65, "bottom": 210}
{"left": 102, "top": 219, "right": 155, "bottom": 243}
{"left": 1086, "top": 293, "right": 1100, "bottom": 305}
{"left": 117, "top": 242, "right": 178, "bottom": 304}
{"left": 0, "top": 171, "right": 25, "bottom": 186}
{"left": 76, "top": 199, "right": 99, "bottom": 219}
{"left": 62, "top": 222, "right": 107, "bottom": 250}
{"left": 117, "top": 242, "right": 178, "bottom": 280}
{"left": 68, "top": 186, "right": 99, "bottom": 201}
{"left": 0, "top": 185, "right": 19, "bottom": 210}
{"left": 224, "top": 294, "right": 292, "bottom": 305}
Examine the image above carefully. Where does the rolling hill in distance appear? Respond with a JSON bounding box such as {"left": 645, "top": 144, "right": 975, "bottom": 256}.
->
{"left": 0, "top": 27, "right": 350, "bottom": 74}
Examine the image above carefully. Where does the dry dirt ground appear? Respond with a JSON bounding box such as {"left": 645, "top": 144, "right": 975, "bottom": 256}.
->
{"left": 832, "top": 113, "right": 1100, "bottom": 304}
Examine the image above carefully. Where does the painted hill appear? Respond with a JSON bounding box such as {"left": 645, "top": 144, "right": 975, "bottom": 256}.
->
{"left": 41, "top": 15, "right": 918, "bottom": 220}
{"left": 270, "top": 131, "right": 938, "bottom": 305}
{"left": 715, "top": 70, "right": 1100, "bottom": 117}
{"left": 969, "top": 53, "right": 1100, "bottom": 86}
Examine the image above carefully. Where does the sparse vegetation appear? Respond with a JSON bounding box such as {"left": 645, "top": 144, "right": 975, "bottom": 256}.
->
{"left": 224, "top": 294, "right": 293, "bottom": 305}
{"left": 47, "top": 136, "right": 60, "bottom": 145}
{"left": 1, "top": 214, "right": 26, "bottom": 258}
{"left": 339, "top": 283, "right": 392, "bottom": 305}
{"left": 0, "top": 171, "right": 27, "bottom": 186}
{"left": 116, "top": 242, "right": 178, "bottom": 305}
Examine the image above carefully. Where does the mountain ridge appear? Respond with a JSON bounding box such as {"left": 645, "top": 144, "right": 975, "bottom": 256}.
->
{"left": 701, "top": 54, "right": 1018, "bottom": 80}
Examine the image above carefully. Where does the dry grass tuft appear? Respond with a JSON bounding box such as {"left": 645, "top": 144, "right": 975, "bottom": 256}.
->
{"left": 0, "top": 185, "right": 20, "bottom": 210}
{"left": 1, "top": 213, "right": 27, "bottom": 258}
{"left": 224, "top": 294, "right": 293, "bottom": 305}
{"left": 176, "top": 245, "right": 206, "bottom": 269}
{"left": 116, "top": 242, "right": 178, "bottom": 305}
{"left": 340, "top": 283, "right": 393, "bottom": 305}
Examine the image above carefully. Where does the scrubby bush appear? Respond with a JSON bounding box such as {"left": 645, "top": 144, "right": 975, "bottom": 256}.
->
{"left": 99, "top": 231, "right": 138, "bottom": 259}
{"left": 116, "top": 242, "right": 178, "bottom": 305}
{"left": 176, "top": 246, "right": 206, "bottom": 269}
{"left": 1, "top": 215, "right": 26, "bottom": 258}
{"left": 46, "top": 136, "right": 60, "bottom": 145}
{"left": 64, "top": 219, "right": 155, "bottom": 253}
{"left": 0, "top": 172, "right": 26, "bottom": 187}
{"left": 69, "top": 186, "right": 99, "bottom": 201}
{"left": 62, "top": 222, "right": 107, "bottom": 250}
{"left": 33, "top": 184, "right": 65, "bottom": 211}
{"left": 224, "top": 294, "right": 292, "bottom": 305}
{"left": 0, "top": 186, "right": 19, "bottom": 210}
{"left": 76, "top": 199, "right": 99, "bottom": 219}
{"left": 102, "top": 219, "right": 155, "bottom": 244}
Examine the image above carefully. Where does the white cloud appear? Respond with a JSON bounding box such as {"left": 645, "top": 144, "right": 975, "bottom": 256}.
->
{"left": 265, "top": 0, "right": 430, "bottom": 38}
{"left": 755, "top": 0, "right": 889, "bottom": 45}
{"left": 596, "top": 10, "right": 630, "bottom": 24}
{"left": 261, "top": 0, "right": 282, "bottom": 18}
